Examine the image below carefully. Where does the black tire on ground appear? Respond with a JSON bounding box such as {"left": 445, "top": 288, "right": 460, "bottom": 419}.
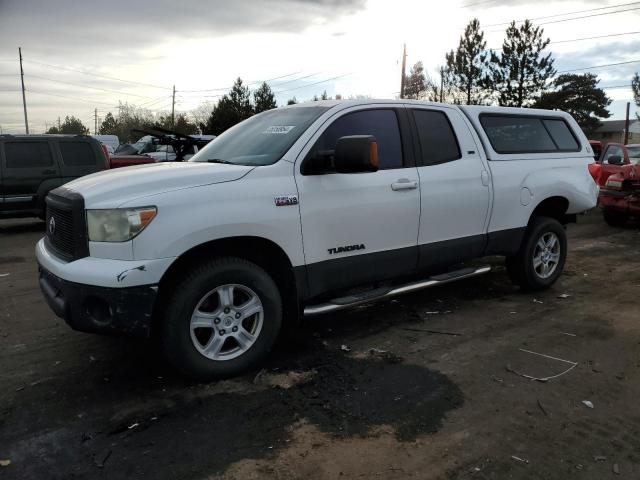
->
{"left": 505, "top": 216, "right": 567, "bottom": 291}
{"left": 603, "top": 209, "right": 628, "bottom": 227}
{"left": 160, "top": 257, "right": 282, "bottom": 381}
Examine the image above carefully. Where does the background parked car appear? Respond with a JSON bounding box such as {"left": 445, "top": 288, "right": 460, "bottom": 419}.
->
{"left": 91, "top": 134, "right": 120, "bottom": 153}
{"left": 595, "top": 143, "right": 640, "bottom": 226}
{"left": 0, "top": 134, "right": 109, "bottom": 219}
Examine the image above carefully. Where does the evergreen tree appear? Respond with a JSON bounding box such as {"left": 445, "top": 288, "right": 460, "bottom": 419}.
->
{"left": 403, "top": 61, "right": 427, "bottom": 100}
{"left": 46, "top": 116, "right": 89, "bottom": 135}
{"left": 287, "top": 97, "right": 298, "bottom": 105}
{"left": 445, "top": 19, "right": 490, "bottom": 105}
{"left": 535, "top": 73, "right": 611, "bottom": 135}
{"left": 98, "top": 112, "right": 118, "bottom": 135}
{"left": 490, "top": 20, "right": 555, "bottom": 107}
{"left": 253, "top": 82, "right": 277, "bottom": 113}
{"left": 201, "top": 78, "right": 255, "bottom": 135}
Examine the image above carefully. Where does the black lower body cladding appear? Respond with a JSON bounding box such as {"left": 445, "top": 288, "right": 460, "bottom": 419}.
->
{"left": 38, "top": 265, "right": 157, "bottom": 338}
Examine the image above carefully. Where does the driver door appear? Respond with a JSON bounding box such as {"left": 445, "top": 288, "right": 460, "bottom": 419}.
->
{"left": 295, "top": 106, "right": 420, "bottom": 299}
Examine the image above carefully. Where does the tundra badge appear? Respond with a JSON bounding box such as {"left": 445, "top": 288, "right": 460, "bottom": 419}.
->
{"left": 274, "top": 195, "right": 299, "bottom": 206}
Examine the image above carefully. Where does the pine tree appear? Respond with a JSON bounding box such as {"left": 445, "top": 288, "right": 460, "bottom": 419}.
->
{"left": 535, "top": 73, "right": 611, "bottom": 135}
{"left": 287, "top": 97, "right": 298, "bottom": 105}
{"left": 201, "top": 78, "right": 255, "bottom": 135}
{"left": 490, "top": 20, "right": 555, "bottom": 107}
{"left": 403, "top": 61, "right": 427, "bottom": 100}
{"left": 445, "top": 19, "right": 490, "bottom": 105}
{"left": 46, "top": 116, "right": 89, "bottom": 135}
{"left": 253, "top": 82, "right": 277, "bottom": 113}
{"left": 98, "top": 112, "right": 118, "bottom": 135}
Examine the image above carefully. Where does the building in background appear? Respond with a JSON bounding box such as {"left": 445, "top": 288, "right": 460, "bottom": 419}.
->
{"left": 590, "top": 119, "right": 640, "bottom": 144}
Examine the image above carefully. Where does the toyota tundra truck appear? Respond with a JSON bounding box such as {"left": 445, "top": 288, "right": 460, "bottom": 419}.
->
{"left": 36, "top": 100, "right": 598, "bottom": 379}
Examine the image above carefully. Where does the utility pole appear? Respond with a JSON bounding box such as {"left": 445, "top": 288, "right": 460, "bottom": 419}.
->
{"left": 439, "top": 66, "right": 444, "bottom": 103}
{"left": 57, "top": 116, "right": 61, "bottom": 130}
{"left": 399, "top": 44, "right": 407, "bottom": 99}
{"left": 624, "top": 101, "right": 630, "bottom": 145}
{"left": 19, "top": 47, "right": 29, "bottom": 134}
{"left": 94, "top": 108, "right": 98, "bottom": 135}
{"left": 171, "top": 85, "right": 176, "bottom": 128}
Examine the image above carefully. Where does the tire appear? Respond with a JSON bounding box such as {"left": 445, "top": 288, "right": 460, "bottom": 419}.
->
{"left": 505, "top": 216, "right": 567, "bottom": 291}
{"left": 603, "top": 209, "right": 628, "bottom": 227}
{"left": 160, "top": 257, "right": 282, "bottom": 381}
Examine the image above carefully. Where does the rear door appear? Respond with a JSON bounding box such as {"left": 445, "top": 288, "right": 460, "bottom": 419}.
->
{"left": 409, "top": 105, "right": 490, "bottom": 271}
{"left": 296, "top": 106, "right": 420, "bottom": 298}
{"left": 0, "top": 139, "right": 60, "bottom": 214}
{"left": 56, "top": 138, "right": 102, "bottom": 182}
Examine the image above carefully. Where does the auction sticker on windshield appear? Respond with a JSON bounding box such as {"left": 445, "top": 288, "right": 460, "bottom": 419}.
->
{"left": 264, "top": 126, "right": 295, "bottom": 134}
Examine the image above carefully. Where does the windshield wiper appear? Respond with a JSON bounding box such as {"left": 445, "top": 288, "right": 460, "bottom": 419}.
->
{"left": 206, "top": 158, "right": 234, "bottom": 164}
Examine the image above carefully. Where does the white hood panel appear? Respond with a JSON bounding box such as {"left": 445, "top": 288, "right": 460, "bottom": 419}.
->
{"left": 63, "top": 162, "right": 253, "bottom": 207}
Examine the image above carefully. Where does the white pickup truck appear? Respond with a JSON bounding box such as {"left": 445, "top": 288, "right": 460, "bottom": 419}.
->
{"left": 36, "top": 100, "right": 598, "bottom": 379}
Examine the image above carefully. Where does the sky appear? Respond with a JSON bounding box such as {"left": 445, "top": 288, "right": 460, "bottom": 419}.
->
{"left": 0, "top": 0, "right": 639, "bottom": 134}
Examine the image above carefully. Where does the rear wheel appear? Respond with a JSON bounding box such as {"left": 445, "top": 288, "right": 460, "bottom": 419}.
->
{"left": 506, "top": 216, "right": 567, "bottom": 291}
{"left": 603, "top": 209, "right": 628, "bottom": 227}
{"left": 160, "top": 257, "right": 282, "bottom": 380}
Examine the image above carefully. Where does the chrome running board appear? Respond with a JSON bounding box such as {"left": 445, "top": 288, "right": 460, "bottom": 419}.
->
{"left": 303, "top": 266, "right": 491, "bottom": 316}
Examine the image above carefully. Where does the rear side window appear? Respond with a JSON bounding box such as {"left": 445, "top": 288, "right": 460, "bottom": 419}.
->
{"left": 59, "top": 142, "right": 96, "bottom": 166}
{"left": 412, "top": 110, "right": 461, "bottom": 165}
{"left": 543, "top": 119, "right": 579, "bottom": 150}
{"left": 310, "top": 109, "right": 403, "bottom": 170}
{"left": 4, "top": 142, "right": 53, "bottom": 168}
{"left": 480, "top": 115, "right": 580, "bottom": 154}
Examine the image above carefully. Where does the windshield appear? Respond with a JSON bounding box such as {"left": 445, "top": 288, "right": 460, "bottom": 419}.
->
{"left": 190, "top": 106, "right": 329, "bottom": 166}
{"left": 628, "top": 146, "right": 640, "bottom": 164}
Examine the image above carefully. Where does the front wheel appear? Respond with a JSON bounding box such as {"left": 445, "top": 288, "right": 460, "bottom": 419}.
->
{"left": 160, "top": 257, "right": 282, "bottom": 380}
{"left": 506, "top": 216, "right": 567, "bottom": 291}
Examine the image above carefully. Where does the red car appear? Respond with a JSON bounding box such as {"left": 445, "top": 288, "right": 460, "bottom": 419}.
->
{"left": 595, "top": 143, "right": 640, "bottom": 225}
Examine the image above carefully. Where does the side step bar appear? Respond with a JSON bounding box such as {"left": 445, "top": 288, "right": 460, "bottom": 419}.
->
{"left": 303, "top": 266, "right": 491, "bottom": 316}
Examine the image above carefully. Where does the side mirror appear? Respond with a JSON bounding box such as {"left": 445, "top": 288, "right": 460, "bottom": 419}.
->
{"left": 334, "top": 135, "right": 379, "bottom": 173}
{"left": 608, "top": 155, "right": 623, "bottom": 165}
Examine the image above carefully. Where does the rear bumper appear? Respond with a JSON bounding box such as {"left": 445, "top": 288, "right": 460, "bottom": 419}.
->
{"left": 599, "top": 191, "right": 640, "bottom": 215}
{"left": 38, "top": 265, "right": 157, "bottom": 338}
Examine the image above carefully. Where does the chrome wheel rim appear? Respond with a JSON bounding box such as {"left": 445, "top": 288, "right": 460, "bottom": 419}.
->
{"left": 533, "top": 232, "right": 561, "bottom": 279}
{"left": 190, "top": 284, "right": 264, "bottom": 361}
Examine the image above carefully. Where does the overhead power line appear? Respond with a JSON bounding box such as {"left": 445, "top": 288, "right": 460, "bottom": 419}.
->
{"left": 273, "top": 73, "right": 353, "bottom": 94}
{"left": 558, "top": 59, "right": 640, "bottom": 73}
{"left": 178, "top": 71, "right": 303, "bottom": 93}
{"left": 487, "top": 30, "right": 640, "bottom": 51}
{"left": 484, "top": 1, "right": 640, "bottom": 28}
{"left": 26, "top": 73, "right": 156, "bottom": 100}
{"left": 24, "top": 59, "right": 172, "bottom": 90}
{"left": 551, "top": 31, "right": 640, "bottom": 44}
{"left": 27, "top": 89, "right": 120, "bottom": 107}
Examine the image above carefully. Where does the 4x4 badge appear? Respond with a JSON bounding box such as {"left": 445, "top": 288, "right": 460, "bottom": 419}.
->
{"left": 49, "top": 216, "right": 56, "bottom": 235}
{"left": 274, "top": 195, "right": 298, "bottom": 207}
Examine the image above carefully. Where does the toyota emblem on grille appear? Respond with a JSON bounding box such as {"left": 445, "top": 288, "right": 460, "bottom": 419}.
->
{"left": 49, "top": 216, "right": 56, "bottom": 235}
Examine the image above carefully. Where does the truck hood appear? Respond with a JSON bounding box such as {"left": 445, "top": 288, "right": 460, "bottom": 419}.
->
{"left": 64, "top": 162, "right": 254, "bottom": 207}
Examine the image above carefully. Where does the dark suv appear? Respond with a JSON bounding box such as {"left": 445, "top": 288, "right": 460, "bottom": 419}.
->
{"left": 0, "top": 135, "right": 109, "bottom": 219}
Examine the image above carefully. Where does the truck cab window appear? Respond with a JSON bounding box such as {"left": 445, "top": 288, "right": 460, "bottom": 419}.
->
{"left": 307, "top": 109, "right": 403, "bottom": 172}
{"left": 412, "top": 109, "right": 461, "bottom": 165}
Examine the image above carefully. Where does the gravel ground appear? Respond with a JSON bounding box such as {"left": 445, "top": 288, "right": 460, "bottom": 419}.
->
{"left": 0, "top": 211, "right": 639, "bottom": 479}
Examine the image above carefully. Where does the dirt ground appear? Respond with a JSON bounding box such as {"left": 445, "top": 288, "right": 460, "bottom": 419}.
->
{"left": 1, "top": 212, "right": 639, "bottom": 480}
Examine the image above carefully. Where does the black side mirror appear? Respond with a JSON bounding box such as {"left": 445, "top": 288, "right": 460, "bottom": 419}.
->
{"left": 334, "top": 135, "right": 379, "bottom": 173}
{"left": 608, "top": 155, "right": 623, "bottom": 165}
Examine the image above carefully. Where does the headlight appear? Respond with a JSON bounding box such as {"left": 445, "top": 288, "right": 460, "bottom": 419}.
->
{"left": 86, "top": 207, "right": 157, "bottom": 242}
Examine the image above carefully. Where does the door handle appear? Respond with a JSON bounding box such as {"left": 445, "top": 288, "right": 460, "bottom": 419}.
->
{"left": 391, "top": 179, "right": 418, "bottom": 191}
{"left": 481, "top": 170, "right": 490, "bottom": 186}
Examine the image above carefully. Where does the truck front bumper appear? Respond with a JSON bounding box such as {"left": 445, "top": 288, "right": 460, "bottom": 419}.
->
{"left": 35, "top": 238, "right": 176, "bottom": 338}
{"left": 38, "top": 266, "right": 157, "bottom": 337}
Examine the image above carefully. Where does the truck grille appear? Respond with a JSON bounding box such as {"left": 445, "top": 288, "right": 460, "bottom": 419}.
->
{"left": 45, "top": 188, "right": 89, "bottom": 261}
